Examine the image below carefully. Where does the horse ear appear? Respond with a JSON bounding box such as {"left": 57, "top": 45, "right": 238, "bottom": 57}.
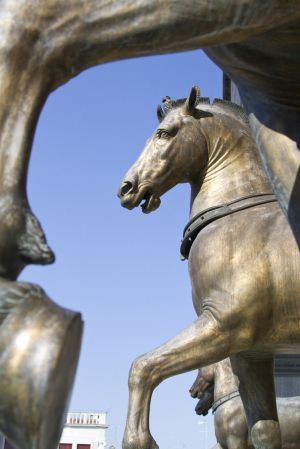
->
{"left": 157, "top": 105, "right": 164, "bottom": 122}
{"left": 184, "top": 86, "right": 201, "bottom": 115}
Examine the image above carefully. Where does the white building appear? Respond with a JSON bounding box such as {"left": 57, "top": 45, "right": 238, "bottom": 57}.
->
{"left": 58, "top": 411, "right": 108, "bottom": 449}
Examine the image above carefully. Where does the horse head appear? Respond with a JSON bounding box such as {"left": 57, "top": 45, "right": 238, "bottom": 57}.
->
{"left": 118, "top": 86, "right": 209, "bottom": 213}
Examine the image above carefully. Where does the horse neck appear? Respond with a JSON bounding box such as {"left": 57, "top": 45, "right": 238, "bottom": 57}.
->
{"left": 190, "top": 114, "right": 272, "bottom": 218}
{"left": 213, "top": 359, "right": 239, "bottom": 402}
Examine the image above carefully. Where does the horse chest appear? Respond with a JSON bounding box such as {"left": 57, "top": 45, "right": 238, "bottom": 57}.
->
{"left": 188, "top": 207, "right": 300, "bottom": 342}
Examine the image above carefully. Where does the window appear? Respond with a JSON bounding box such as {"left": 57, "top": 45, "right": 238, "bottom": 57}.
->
{"left": 77, "top": 445, "right": 91, "bottom": 449}
{"left": 59, "top": 444, "right": 72, "bottom": 449}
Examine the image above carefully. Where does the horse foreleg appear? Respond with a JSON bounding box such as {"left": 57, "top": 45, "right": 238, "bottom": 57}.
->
{"left": 123, "top": 313, "right": 236, "bottom": 449}
{"left": 230, "top": 354, "right": 281, "bottom": 449}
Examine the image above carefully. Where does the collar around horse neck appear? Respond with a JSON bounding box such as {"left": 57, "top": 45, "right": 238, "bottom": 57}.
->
{"left": 180, "top": 193, "right": 277, "bottom": 260}
{"left": 212, "top": 390, "right": 240, "bottom": 414}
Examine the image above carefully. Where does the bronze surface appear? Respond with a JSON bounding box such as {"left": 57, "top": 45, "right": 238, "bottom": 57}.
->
{"left": 0, "top": 1, "right": 298, "bottom": 249}
{"left": 192, "top": 360, "right": 300, "bottom": 449}
{"left": 0, "top": 279, "right": 83, "bottom": 449}
{"left": 118, "top": 88, "right": 300, "bottom": 449}
{"left": 180, "top": 193, "right": 277, "bottom": 259}
{"left": 0, "top": 2, "right": 299, "bottom": 448}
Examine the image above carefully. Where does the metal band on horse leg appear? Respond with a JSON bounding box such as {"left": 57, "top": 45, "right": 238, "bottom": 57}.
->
{"left": 212, "top": 390, "right": 240, "bottom": 414}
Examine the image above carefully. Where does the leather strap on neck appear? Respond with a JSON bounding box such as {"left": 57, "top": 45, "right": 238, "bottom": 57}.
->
{"left": 180, "top": 193, "right": 277, "bottom": 260}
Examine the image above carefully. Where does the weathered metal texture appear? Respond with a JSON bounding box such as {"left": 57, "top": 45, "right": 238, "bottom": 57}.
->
{"left": 227, "top": 83, "right": 300, "bottom": 395}
{"left": 0, "top": 1, "right": 299, "bottom": 246}
{"left": 191, "top": 359, "right": 300, "bottom": 449}
{"left": 118, "top": 88, "right": 300, "bottom": 449}
{"left": 0, "top": 2, "right": 299, "bottom": 448}
{"left": 0, "top": 279, "right": 83, "bottom": 449}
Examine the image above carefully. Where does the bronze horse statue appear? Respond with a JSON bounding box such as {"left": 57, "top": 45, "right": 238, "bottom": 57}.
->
{"left": 0, "top": 3, "right": 299, "bottom": 447}
{"left": 118, "top": 87, "right": 300, "bottom": 449}
{"left": 191, "top": 359, "right": 300, "bottom": 449}
{"left": 0, "top": 1, "right": 299, "bottom": 261}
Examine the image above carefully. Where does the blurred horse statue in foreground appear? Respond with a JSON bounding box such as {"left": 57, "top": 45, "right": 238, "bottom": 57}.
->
{"left": 191, "top": 359, "right": 300, "bottom": 449}
{"left": 118, "top": 87, "right": 300, "bottom": 449}
{"left": 0, "top": 1, "right": 299, "bottom": 247}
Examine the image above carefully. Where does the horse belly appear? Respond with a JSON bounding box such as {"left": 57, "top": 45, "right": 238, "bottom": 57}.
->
{"left": 188, "top": 206, "right": 300, "bottom": 348}
{"left": 205, "top": 21, "right": 300, "bottom": 145}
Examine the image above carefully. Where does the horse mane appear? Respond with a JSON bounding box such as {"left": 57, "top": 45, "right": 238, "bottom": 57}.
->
{"left": 212, "top": 98, "right": 249, "bottom": 125}
{"left": 159, "top": 94, "right": 249, "bottom": 126}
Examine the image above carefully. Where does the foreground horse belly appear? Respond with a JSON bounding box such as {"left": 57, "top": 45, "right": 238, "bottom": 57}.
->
{"left": 205, "top": 22, "right": 300, "bottom": 141}
{"left": 188, "top": 207, "right": 300, "bottom": 346}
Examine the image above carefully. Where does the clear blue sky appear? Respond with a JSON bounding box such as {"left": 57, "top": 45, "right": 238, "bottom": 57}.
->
{"left": 21, "top": 50, "right": 222, "bottom": 449}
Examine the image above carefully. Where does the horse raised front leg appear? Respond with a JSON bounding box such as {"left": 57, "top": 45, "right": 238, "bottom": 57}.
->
{"left": 123, "top": 312, "right": 241, "bottom": 449}
{"left": 231, "top": 354, "right": 281, "bottom": 449}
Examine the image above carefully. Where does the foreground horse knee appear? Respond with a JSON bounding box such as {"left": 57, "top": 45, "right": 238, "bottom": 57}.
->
{"left": 251, "top": 420, "right": 281, "bottom": 449}
{"left": 128, "top": 355, "right": 159, "bottom": 389}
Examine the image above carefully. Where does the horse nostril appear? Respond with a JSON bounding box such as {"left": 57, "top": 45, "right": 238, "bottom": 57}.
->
{"left": 120, "top": 181, "right": 133, "bottom": 196}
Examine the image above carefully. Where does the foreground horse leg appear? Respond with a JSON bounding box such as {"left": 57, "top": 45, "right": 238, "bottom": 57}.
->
{"left": 123, "top": 313, "right": 242, "bottom": 449}
{"left": 231, "top": 355, "right": 281, "bottom": 449}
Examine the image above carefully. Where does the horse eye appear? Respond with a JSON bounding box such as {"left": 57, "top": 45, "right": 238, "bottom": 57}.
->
{"left": 157, "top": 130, "right": 171, "bottom": 139}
